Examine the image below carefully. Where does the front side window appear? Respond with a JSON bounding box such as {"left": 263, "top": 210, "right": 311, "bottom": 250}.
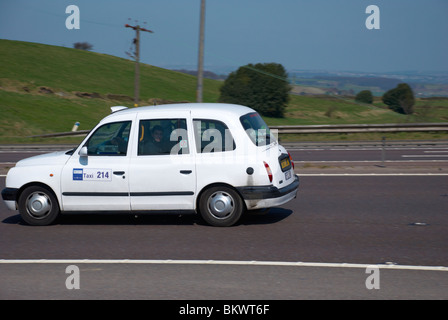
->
{"left": 85, "top": 121, "right": 131, "bottom": 156}
{"left": 138, "top": 119, "right": 189, "bottom": 156}
{"left": 193, "top": 119, "right": 236, "bottom": 153}
{"left": 240, "top": 112, "right": 275, "bottom": 146}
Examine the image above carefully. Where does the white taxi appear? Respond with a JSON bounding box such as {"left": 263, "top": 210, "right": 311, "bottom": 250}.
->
{"left": 1, "top": 103, "right": 299, "bottom": 227}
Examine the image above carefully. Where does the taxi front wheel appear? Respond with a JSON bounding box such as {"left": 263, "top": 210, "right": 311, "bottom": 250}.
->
{"left": 199, "top": 186, "right": 243, "bottom": 227}
{"left": 18, "top": 185, "right": 60, "bottom": 226}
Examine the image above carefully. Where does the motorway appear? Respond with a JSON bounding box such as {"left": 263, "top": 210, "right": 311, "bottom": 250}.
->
{"left": 0, "top": 143, "right": 447, "bottom": 300}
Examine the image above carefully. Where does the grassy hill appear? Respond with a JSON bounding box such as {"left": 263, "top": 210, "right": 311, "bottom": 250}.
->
{"left": 0, "top": 39, "right": 222, "bottom": 142}
{"left": 0, "top": 39, "right": 221, "bottom": 101}
{"left": 0, "top": 39, "right": 447, "bottom": 143}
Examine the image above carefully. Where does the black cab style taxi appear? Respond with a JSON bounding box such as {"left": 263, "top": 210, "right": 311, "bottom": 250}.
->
{"left": 2, "top": 103, "right": 299, "bottom": 227}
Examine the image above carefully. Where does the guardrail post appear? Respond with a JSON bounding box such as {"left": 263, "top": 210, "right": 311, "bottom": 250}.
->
{"left": 381, "top": 136, "right": 386, "bottom": 167}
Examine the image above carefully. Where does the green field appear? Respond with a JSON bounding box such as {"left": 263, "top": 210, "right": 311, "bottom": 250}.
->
{"left": 1, "top": 39, "right": 447, "bottom": 144}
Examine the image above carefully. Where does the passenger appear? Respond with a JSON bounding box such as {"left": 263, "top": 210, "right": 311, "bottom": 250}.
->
{"left": 143, "top": 125, "right": 168, "bottom": 155}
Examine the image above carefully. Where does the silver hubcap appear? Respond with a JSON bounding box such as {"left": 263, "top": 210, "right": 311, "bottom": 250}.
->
{"left": 26, "top": 192, "right": 52, "bottom": 219}
{"left": 207, "top": 191, "right": 234, "bottom": 219}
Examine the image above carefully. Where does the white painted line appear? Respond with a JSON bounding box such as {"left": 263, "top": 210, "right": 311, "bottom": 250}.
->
{"left": 289, "top": 147, "right": 448, "bottom": 152}
{"left": 299, "top": 173, "right": 448, "bottom": 176}
{"left": 402, "top": 155, "right": 448, "bottom": 158}
{"left": 3, "top": 172, "right": 448, "bottom": 178}
{"left": 329, "top": 148, "right": 382, "bottom": 151}
{"left": 0, "top": 259, "right": 446, "bottom": 272}
{"left": 0, "top": 151, "right": 47, "bottom": 153}
{"left": 296, "top": 160, "right": 448, "bottom": 163}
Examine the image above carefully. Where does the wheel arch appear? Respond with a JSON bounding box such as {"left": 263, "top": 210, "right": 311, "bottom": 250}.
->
{"left": 196, "top": 182, "right": 247, "bottom": 213}
{"left": 17, "top": 182, "right": 61, "bottom": 210}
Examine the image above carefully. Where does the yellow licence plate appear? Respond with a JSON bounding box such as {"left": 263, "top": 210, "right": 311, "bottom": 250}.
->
{"left": 281, "top": 158, "right": 290, "bottom": 169}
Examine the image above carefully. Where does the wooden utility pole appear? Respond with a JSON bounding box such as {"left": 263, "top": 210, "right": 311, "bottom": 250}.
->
{"left": 196, "top": 0, "right": 206, "bottom": 103}
{"left": 125, "top": 23, "right": 153, "bottom": 107}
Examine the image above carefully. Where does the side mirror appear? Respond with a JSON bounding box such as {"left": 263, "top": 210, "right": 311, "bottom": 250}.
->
{"left": 79, "top": 146, "right": 88, "bottom": 157}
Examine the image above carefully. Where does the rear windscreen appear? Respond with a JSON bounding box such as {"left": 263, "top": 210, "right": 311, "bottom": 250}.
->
{"left": 240, "top": 112, "right": 276, "bottom": 146}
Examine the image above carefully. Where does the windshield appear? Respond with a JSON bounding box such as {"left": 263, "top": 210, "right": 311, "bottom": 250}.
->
{"left": 240, "top": 112, "right": 276, "bottom": 146}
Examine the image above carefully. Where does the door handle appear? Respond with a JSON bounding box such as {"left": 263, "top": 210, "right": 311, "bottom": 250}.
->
{"left": 113, "top": 171, "right": 125, "bottom": 176}
{"left": 180, "top": 170, "right": 192, "bottom": 175}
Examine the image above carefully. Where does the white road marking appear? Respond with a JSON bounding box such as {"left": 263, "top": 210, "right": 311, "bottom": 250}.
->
{"left": 2, "top": 173, "right": 448, "bottom": 178}
{"left": 299, "top": 173, "right": 448, "bottom": 176}
{"left": 0, "top": 151, "right": 48, "bottom": 153}
{"left": 296, "top": 160, "right": 448, "bottom": 163}
{"left": 402, "top": 155, "right": 448, "bottom": 158}
{"left": 288, "top": 147, "right": 448, "bottom": 151}
{"left": 0, "top": 259, "right": 446, "bottom": 272}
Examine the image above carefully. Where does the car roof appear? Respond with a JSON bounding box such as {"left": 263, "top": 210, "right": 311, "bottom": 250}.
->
{"left": 105, "top": 103, "right": 256, "bottom": 121}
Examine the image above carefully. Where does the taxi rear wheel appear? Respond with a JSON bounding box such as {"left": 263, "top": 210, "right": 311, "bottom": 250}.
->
{"left": 18, "top": 185, "right": 60, "bottom": 226}
{"left": 199, "top": 186, "right": 243, "bottom": 227}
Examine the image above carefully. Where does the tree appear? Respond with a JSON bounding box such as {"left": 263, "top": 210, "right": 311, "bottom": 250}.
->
{"left": 73, "top": 42, "right": 93, "bottom": 51}
{"left": 219, "top": 63, "right": 291, "bottom": 117}
{"left": 382, "top": 83, "right": 415, "bottom": 115}
{"left": 355, "top": 90, "right": 373, "bottom": 104}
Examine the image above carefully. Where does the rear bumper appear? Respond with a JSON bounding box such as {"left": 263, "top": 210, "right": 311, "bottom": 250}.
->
{"left": 237, "top": 175, "right": 299, "bottom": 200}
{"left": 237, "top": 175, "right": 299, "bottom": 209}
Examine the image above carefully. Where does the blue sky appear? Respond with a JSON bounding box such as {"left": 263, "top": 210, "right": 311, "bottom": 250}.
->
{"left": 1, "top": 0, "right": 447, "bottom": 73}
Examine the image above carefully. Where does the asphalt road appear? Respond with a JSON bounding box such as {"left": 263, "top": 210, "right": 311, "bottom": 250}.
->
{"left": 2, "top": 144, "right": 448, "bottom": 162}
{"left": 0, "top": 144, "right": 447, "bottom": 300}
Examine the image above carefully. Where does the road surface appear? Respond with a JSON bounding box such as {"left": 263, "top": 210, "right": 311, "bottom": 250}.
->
{"left": 0, "top": 143, "right": 447, "bottom": 300}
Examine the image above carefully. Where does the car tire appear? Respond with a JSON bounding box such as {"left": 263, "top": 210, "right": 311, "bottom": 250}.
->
{"left": 18, "top": 185, "right": 60, "bottom": 226}
{"left": 199, "top": 186, "right": 243, "bottom": 227}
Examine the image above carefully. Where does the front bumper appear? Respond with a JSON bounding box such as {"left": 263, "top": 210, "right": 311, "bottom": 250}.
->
{"left": 237, "top": 175, "right": 299, "bottom": 209}
{"left": 1, "top": 188, "right": 18, "bottom": 201}
{"left": 1, "top": 188, "right": 19, "bottom": 211}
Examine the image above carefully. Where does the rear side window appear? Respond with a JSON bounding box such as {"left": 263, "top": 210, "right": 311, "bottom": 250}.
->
{"left": 240, "top": 112, "right": 275, "bottom": 146}
{"left": 193, "top": 119, "right": 236, "bottom": 153}
{"left": 138, "top": 119, "right": 189, "bottom": 155}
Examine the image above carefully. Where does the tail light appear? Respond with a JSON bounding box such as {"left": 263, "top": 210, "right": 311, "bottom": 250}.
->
{"left": 288, "top": 152, "right": 295, "bottom": 169}
{"left": 263, "top": 161, "right": 273, "bottom": 183}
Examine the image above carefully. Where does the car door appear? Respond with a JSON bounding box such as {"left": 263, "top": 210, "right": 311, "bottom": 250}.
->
{"left": 60, "top": 120, "right": 133, "bottom": 211}
{"left": 128, "top": 111, "right": 196, "bottom": 211}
